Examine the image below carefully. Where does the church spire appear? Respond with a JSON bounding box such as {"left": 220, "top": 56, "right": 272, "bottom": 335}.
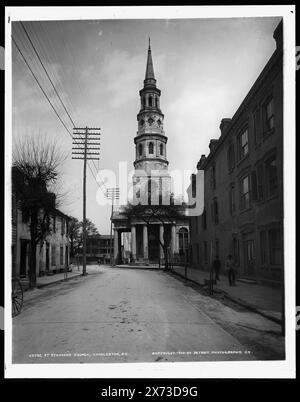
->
{"left": 144, "top": 38, "right": 156, "bottom": 86}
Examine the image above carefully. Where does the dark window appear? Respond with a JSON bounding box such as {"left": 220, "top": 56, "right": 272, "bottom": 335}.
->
{"left": 159, "top": 143, "right": 164, "bottom": 156}
{"left": 264, "top": 97, "right": 274, "bottom": 133}
{"left": 227, "top": 143, "right": 235, "bottom": 171}
{"left": 148, "top": 96, "right": 153, "bottom": 107}
{"left": 265, "top": 155, "right": 278, "bottom": 197}
{"left": 139, "top": 143, "right": 143, "bottom": 156}
{"left": 229, "top": 183, "right": 236, "bottom": 215}
{"left": 269, "top": 228, "right": 282, "bottom": 265}
{"left": 237, "top": 128, "right": 249, "bottom": 161}
{"left": 143, "top": 97, "right": 146, "bottom": 107}
{"left": 148, "top": 142, "right": 154, "bottom": 154}
{"left": 210, "top": 163, "right": 216, "bottom": 189}
{"left": 240, "top": 175, "right": 250, "bottom": 210}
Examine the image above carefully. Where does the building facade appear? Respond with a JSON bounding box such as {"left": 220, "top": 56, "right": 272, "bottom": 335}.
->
{"left": 12, "top": 204, "right": 71, "bottom": 278}
{"left": 85, "top": 234, "right": 113, "bottom": 264}
{"left": 188, "top": 21, "right": 283, "bottom": 287}
{"left": 112, "top": 41, "right": 189, "bottom": 265}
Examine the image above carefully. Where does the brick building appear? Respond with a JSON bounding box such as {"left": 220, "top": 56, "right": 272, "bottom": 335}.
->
{"left": 188, "top": 21, "right": 283, "bottom": 287}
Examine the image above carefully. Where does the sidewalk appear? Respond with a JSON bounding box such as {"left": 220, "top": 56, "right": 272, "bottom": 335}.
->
{"left": 21, "top": 268, "right": 84, "bottom": 290}
{"left": 171, "top": 266, "right": 283, "bottom": 324}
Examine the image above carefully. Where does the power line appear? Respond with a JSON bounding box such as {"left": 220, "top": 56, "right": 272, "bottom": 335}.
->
{"left": 12, "top": 36, "right": 73, "bottom": 137}
{"left": 20, "top": 21, "right": 76, "bottom": 128}
{"left": 13, "top": 28, "right": 109, "bottom": 197}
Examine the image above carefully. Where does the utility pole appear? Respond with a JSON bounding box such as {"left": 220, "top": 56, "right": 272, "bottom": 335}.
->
{"left": 72, "top": 126, "right": 101, "bottom": 275}
{"left": 106, "top": 187, "right": 120, "bottom": 265}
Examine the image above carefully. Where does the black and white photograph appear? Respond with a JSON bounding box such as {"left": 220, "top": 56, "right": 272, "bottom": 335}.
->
{"left": 4, "top": 6, "right": 295, "bottom": 378}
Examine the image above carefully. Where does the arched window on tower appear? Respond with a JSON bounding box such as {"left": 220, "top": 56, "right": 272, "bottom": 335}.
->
{"left": 155, "top": 97, "right": 158, "bottom": 108}
{"left": 138, "top": 143, "right": 143, "bottom": 157}
{"left": 159, "top": 143, "right": 164, "bottom": 156}
{"left": 148, "top": 96, "right": 153, "bottom": 107}
{"left": 143, "top": 97, "right": 146, "bottom": 107}
{"left": 148, "top": 142, "right": 154, "bottom": 154}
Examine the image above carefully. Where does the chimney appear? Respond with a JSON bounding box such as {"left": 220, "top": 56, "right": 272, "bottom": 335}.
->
{"left": 273, "top": 20, "right": 283, "bottom": 51}
{"left": 197, "top": 154, "right": 206, "bottom": 170}
{"left": 209, "top": 139, "right": 218, "bottom": 153}
{"left": 219, "top": 118, "right": 232, "bottom": 135}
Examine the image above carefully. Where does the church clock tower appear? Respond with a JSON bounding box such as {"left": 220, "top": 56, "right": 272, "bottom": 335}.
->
{"left": 133, "top": 39, "right": 170, "bottom": 204}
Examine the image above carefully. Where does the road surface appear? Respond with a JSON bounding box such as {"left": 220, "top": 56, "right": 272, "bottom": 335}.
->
{"left": 13, "top": 266, "right": 255, "bottom": 363}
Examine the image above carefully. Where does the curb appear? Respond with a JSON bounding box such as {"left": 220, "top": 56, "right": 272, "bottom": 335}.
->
{"left": 169, "top": 269, "right": 282, "bottom": 326}
{"left": 36, "top": 273, "right": 83, "bottom": 289}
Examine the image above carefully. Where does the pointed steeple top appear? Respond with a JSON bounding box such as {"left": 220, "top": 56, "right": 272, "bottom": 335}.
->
{"left": 144, "top": 38, "right": 156, "bottom": 85}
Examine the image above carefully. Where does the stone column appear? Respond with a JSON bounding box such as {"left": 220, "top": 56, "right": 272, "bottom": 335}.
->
{"left": 131, "top": 225, "right": 136, "bottom": 262}
{"left": 159, "top": 225, "right": 164, "bottom": 260}
{"left": 143, "top": 225, "right": 148, "bottom": 263}
{"left": 113, "top": 229, "right": 119, "bottom": 264}
{"left": 171, "top": 224, "right": 176, "bottom": 257}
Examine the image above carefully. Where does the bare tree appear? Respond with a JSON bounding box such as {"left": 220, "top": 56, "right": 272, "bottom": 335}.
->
{"left": 12, "top": 135, "right": 66, "bottom": 288}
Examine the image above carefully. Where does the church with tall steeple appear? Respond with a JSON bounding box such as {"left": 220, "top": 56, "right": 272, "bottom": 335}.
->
{"left": 112, "top": 40, "right": 189, "bottom": 265}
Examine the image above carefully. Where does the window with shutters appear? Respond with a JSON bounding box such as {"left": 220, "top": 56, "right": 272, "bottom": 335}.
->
{"left": 240, "top": 175, "right": 251, "bottom": 210}
{"left": 237, "top": 127, "right": 249, "bottom": 161}
{"left": 263, "top": 97, "right": 274, "bottom": 134}
{"left": 60, "top": 246, "right": 64, "bottom": 265}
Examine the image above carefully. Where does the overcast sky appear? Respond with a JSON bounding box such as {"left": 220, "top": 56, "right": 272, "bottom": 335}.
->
{"left": 11, "top": 16, "right": 281, "bottom": 233}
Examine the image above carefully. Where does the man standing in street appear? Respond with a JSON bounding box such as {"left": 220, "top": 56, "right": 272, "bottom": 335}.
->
{"left": 213, "top": 255, "right": 221, "bottom": 281}
{"left": 225, "top": 254, "right": 236, "bottom": 286}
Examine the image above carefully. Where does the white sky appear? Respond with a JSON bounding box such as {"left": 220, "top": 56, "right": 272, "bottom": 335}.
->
{"left": 11, "top": 16, "right": 281, "bottom": 233}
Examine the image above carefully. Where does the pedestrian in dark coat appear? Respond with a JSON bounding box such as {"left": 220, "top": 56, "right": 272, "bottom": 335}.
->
{"left": 225, "top": 254, "right": 236, "bottom": 286}
{"left": 213, "top": 256, "right": 221, "bottom": 281}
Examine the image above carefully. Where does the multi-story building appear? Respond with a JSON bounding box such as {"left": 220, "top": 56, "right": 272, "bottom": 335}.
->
{"left": 13, "top": 204, "right": 71, "bottom": 278}
{"left": 85, "top": 234, "right": 113, "bottom": 264}
{"left": 188, "top": 21, "right": 283, "bottom": 287}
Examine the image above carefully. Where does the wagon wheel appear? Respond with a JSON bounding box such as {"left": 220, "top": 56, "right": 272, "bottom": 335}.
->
{"left": 12, "top": 278, "right": 23, "bottom": 317}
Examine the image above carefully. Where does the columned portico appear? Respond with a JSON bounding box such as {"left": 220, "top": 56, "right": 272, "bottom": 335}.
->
{"left": 143, "top": 225, "right": 149, "bottom": 262}
{"left": 131, "top": 225, "right": 137, "bottom": 262}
